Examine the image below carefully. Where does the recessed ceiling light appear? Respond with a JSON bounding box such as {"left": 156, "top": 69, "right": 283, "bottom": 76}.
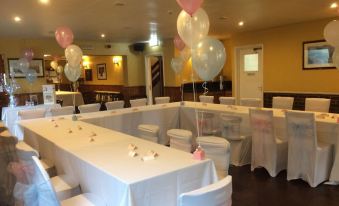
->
{"left": 14, "top": 16, "right": 21, "bottom": 22}
{"left": 39, "top": 0, "right": 49, "bottom": 4}
{"left": 238, "top": 21, "right": 244, "bottom": 26}
{"left": 219, "top": 16, "right": 228, "bottom": 21}
{"left": 101, "top": 34, "right": 106, "bottom": 38}
{"left": 330, "top": 2, "right": 338, "bottom": 9}
{"left": 114, "top": 1, "right": 125, "bottom": 6}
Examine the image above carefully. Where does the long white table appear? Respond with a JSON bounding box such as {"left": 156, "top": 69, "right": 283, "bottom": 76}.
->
{"left": 20, "top": 116, "right": 217, "bottom": 206}
{"left": 56, "top": 91, "right": 84, "bottom": 106}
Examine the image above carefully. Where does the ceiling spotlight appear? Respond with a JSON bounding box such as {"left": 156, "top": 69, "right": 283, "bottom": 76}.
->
{"left": 238, "top": 21, "right": 244, "bottom": 26}
{"left": 101, "top": 34, "right": 106, "bottom": 38}
{"left": 219, "top": 16, "right": 228, "bottom": 21}
{"left": 330, "top": 2, "right": 338, "bottom": 9}
{"left": 14, "top": 16, "right": 21, "bottom": 22}
{"left": 39, "top": 0, "right": 49, "bottom": 4}
{"left": 114, "top": 1, "right": 125, "bottom": 6}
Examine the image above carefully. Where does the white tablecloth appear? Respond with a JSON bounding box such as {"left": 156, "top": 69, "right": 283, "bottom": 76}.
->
{"left": 1, "top": 104, "right": 61, "bottom": 140}
{"left": 56, "top": 91, "right": 84, "bottom": 106}
{"left": 20, "top": 118, "right": 217, "bottom": 206}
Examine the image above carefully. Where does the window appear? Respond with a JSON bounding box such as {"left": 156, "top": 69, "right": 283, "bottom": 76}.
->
{"left": 244, "top": 53, "right": 259, "bottom": 72}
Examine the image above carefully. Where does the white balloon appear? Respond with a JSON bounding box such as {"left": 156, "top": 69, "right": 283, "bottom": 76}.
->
{"left": 177, "top": 8, "right": 210, "bottom": 48}
{"left": 180, "top": 47, "right": 191, "bottom": 62}
{"left": 64, "top": 63, "right": 81, "bottom": 82}
{"left": 17, "top": 58, "right": 30, "bottom": 73}
{"left": 171, "top": 57, "right": 184, "bottom": 74}
{"left": 192, "top": 37, "right": 226, "bottom": 81}
{"left": 65, "top": 44, "right": 83, "bottom": 67}
{"left": 333, "top": 49, "right": 339, "bottom": 69}
{"left": 50, "top": 61, "right": 58, "bottom": 70}
{"left": 56, "top": 65, "right": 63, "bottom": 74}
{"left": 324, "top": 20, "right": 339, "bottom": 47}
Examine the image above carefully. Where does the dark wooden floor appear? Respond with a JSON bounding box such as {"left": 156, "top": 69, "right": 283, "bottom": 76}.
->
{"left": 229, "top": 165, "right": 339, "bottom": 206}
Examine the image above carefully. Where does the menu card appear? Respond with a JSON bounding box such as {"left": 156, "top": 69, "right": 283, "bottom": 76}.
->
{"left": 43, "top": 85, "right": 56, "bottom": 105}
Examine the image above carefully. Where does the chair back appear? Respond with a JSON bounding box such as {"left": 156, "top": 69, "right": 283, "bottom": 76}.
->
{"left": 240, "top": 98, "right": 261, "bottom": 107}
{"left": 155, "top": 97, "right": 170, "bottom": 104}
{"left": 138, "top": 124, "right": 159, "bottom": 143}
{"left": 220, "top": 114, "right": 241, "bottom": 140}
{"left": 249, "top": 109, "right": 276, "bottom": 166}
{"left": 78, "top": 103, "right": 101, "bottom": 113}
{"left": 105, "top": 101, "right": 124, "bottom": 110}
{"left": 130, "top": 98, "right": 147, "bottom": 107}
{"left": 18, "top": 109, "right": 46, "bottom": 120}
{"left": 179, "top": 176, "right": 232, "bottom": 206}
{"left": 199, "top": 95, "right": 214, "bottom": 103}
{"left": 51, "top": 106, "right": 74, "bottom": 116}
{"left": 219, "top": 97, "right": 236, "bottom": 105}
{"left": 197, "top": 110, "right": 218, "bottom": 136}
{"left": 272, "top": 97, "right": 294, "bottom": 110}
{"left": 305, "top": 98, "right": 330, "bottom": 112}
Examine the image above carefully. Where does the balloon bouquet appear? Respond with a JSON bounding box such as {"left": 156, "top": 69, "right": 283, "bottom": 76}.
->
{"left": 49, "top": 59, "right": 64, "bottom": 91}
{"left": 55, "top": 26, "right": 83, "bottom": 120}
{"left": 172, "top": 0, "right": 227, "bottom": 103}
{"left": 324, "top": 20, "right": 339, "bottom": 68}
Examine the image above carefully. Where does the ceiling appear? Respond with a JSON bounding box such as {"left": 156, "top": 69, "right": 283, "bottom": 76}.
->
{"left": 0, "top": 0, "right": 337, "bottom": 43}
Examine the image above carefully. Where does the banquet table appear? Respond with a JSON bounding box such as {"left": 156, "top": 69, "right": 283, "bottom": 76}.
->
{"left": 20, "top": 117, "right": 218, "bottom": 206}
{"left": 56, "top": 91, "right": 84, "bottom": 106}
{"left": 1, "top": 104, "right": 61, "bottom": 140}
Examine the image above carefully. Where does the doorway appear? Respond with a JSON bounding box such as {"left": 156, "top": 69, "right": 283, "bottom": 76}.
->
{"left": 234, "top": 45, "right": 264, "bottom": 105}
{"left": 145, "top": 55, "right": 164, "bottom": 105}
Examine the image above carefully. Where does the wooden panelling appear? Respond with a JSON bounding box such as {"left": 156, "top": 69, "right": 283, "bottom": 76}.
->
{"left": 164, "top": 87, "right": 181, "bottom": 102}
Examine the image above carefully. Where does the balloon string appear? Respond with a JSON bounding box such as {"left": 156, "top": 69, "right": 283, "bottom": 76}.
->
{"left": 202, "top": 81, "right": 208, "bottom": 96}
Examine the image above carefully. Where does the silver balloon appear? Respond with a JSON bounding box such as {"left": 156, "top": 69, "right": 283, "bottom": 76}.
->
{"left": 64, "top": 63, "right": 81, "bottom": 82}
{"left": 324, "top": 20, "right": 339, "bottom": 47}
{"left": 25, "top": 69, "right": 38, "bottom": 84}
{"left": 171, "top": 57, "right": 185, "bottom": 74}
{"left": 56, "top": 65, "right": 64, "bottom": 74}
{"left": 177, "top": 8, "right": 210, "bottom": 48}
{"left": 17, "top": 58, "right": 30, "bottom": 74}
{"left": 333, "top": 49, "right": 339, "bottom": 69}
{"left": 65, "top": 44, "right": 83, "bottom": 67}
{"left": 180, "top": 47, "right": 191, "bottom": 62}
{"left": 192, "top": 37, "right": 226, "bottom": 81}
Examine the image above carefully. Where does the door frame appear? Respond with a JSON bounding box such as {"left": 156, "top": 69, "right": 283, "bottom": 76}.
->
{"left": 233, "top": 44, "right": 264, "bottom": 104}
{"left": 144, "top": 52, "right": 165, "bottom": 105}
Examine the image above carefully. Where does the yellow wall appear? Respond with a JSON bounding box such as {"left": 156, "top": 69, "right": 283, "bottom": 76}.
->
{"left": 225, "top": 18, "right": 339, "bottom": 93}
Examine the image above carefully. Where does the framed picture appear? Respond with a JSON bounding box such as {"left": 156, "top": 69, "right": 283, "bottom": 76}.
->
{"left": 303, "top": 40, "right": 335, "bottom": 70}
{"left": 97, "top": 63, "right": 107, "bottom": 80}
{"left": 8, "top": 58, "right": 45, "bottom": 78}
{"left": 85, "top": 69, "right": 93, "bottom": 81}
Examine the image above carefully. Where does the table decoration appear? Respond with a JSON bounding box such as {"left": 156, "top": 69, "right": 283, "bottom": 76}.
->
{"left": 141, "top": 150, "right": 158, "bottom": 161}
{"left": 193, "top": 146, "right": 205, "bottom": 160}
{"left": 2, "top": 73, "right": 20, "bottom": 107}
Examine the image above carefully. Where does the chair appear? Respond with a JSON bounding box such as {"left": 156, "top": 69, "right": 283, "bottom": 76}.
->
{"left": 78, "top": 103, "right": 101, "bottom": 113}
{"left": 51, "top": 106, "right": 74, "bottom": 116}
{"left": 249, "top": 109, "right": 288, "bottom": 177}
{"left": 179, "top": 176, "right": 232, "bottom": 206}
{"left": 272, "top": 97, "right": 294, "bottom": 110}
{"left": 138, "top": 124, "right": 160, "bottom": 143}
{"left": 286, "top": 111, "right": 333, "bottom": 187}
{"left": 18, "top": 109, "right": 46, "bottom": 120}
{"left": 219, "top": 97, "right": 236, "bottom": 105}
{"left": 220, "top": 114, "right": 251, "bottom": 166}
{"left": 240, "top": 98, "right": 261, "bottom": 107}
{"left": 105, "top": 100, "right": 124, "bottom": 110}
{"left": 199, "top": 95, "right": 214, "bottom": 104}
{"left": 305, "top": 98, "right": 330, "bottom": 113}
{"left": 197, "top": 110, "right": 219, "bottom": 136}
{"left": 130, "top": 98, "right": 147, "bottom": 107}
{"left": 26, "top": 156, "right": 105, "bottom": 206}
{"left": 196, "top": 136, "right": 230, "bottom": 179}
{"left": 155, "top": 96, "right": 170, "bottom": 104}
{"left": 168, "top": 129, "right": 193, "bottom": 153}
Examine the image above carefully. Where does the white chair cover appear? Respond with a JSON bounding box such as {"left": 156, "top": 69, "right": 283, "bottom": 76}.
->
{"left": 168, "top": 129, "right": 193, "bottom": 153}
{"left": 78, "top": 103, "right": 101, "bottom": 114}
{"left": 199, "top": 95, "right": 214, "bottom": 103}
{"left": 196, "top": 136, "right": 230, "bottom": 179}
{"left": 220, "top": 114, "right": 251, "bottom": 166}
{"left": 179, "top": 176, "right": 232, "bottom": 206}
{"left": 18, "top": 109, "right": 46, "bottom": 120}
{"left": 16, "top": 141, "right": 39, "bottom": 161}
{"left": 51, "top": 106, "right": 74, "bottom": 116}
{"left": 305, "top": 98, "right": 330, "bottom": 112}
{"left": 249, "top": 109, "right": 287, "bottom": 177}
{"left": 105, "top": 101, "right": 124, "bottom": 110}
{"left": 286, "top": 111, "right": 333, "bottom": 187}
{"left": 155, "top": 97, "right": 170, "bottom": 104}
{"left": 330, "top": 127, "right": 339, "bottom": 182}
{"left": 138, "top": 124, "right": 160, "bottom": 143}
{"left": 130, "top": 98, "right": 147, "bottom": 107}
{"left": 219, "top": 97, "right": 236, "bottom": 105}
{"left": 272, "top": 97, "right": 294, "bottom": 110}
{"left": 240, "top": 98, "right": 261, "bottom": 107}
{"left": 197, "top": 110, "right": 219, "bottom": 136}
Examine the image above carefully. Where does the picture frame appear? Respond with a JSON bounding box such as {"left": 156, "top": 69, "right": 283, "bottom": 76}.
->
{"left": 85, "top": 69, "right": 93, "bottom": 81}
{"left": 303, "top": 40, "right": 335, "bottom": 70}
{"left": 97, "top": 63, "right": 107, "bottom": 80}
{"left": 8, "top": 58, "right": 45, "bottom": 78}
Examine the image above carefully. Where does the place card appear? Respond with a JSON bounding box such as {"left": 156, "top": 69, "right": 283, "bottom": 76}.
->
{"left": 54, "top": 123, "right": 59, "bottom": 128}
{"left": 67, "top": 129, "right": 73, "bottom": 133}
{"left": 128, "top": 144, "right": 137, "bottom": 151}
{"left": 90, "top": 132, "right": 97, "bottom": 137}
{"left": 128, "top": 150, "right": 138, "bottom": 157}
{"left": 89, "top": 137, "right": 95, "bottom": 142}
{"left": 141, "top": 150, "right": 158, "bottom": 161}
{"left": 77, "top": 125, "right": 82, "bottom": 130}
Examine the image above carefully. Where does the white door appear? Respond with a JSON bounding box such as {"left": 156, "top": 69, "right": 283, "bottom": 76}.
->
{"left": 237, "top": 46, "right": 263, "bottom": 103}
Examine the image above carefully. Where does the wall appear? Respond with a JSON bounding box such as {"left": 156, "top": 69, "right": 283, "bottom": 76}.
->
{"left": 225, "top": 18, "right": 339, "bottom": 93}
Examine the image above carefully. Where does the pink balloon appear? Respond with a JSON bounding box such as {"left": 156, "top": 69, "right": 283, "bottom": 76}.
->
{"left": 174, "top": 35, "right": 186, "bottom": 51}
{"left": 176, "top": 0, "right": 204, "bottom": 16}
{"left": 23, "top": 48, "right": 34, "bottom": 62}
{"left": 55, "top": 26, "right": 74, "bottom": 49}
